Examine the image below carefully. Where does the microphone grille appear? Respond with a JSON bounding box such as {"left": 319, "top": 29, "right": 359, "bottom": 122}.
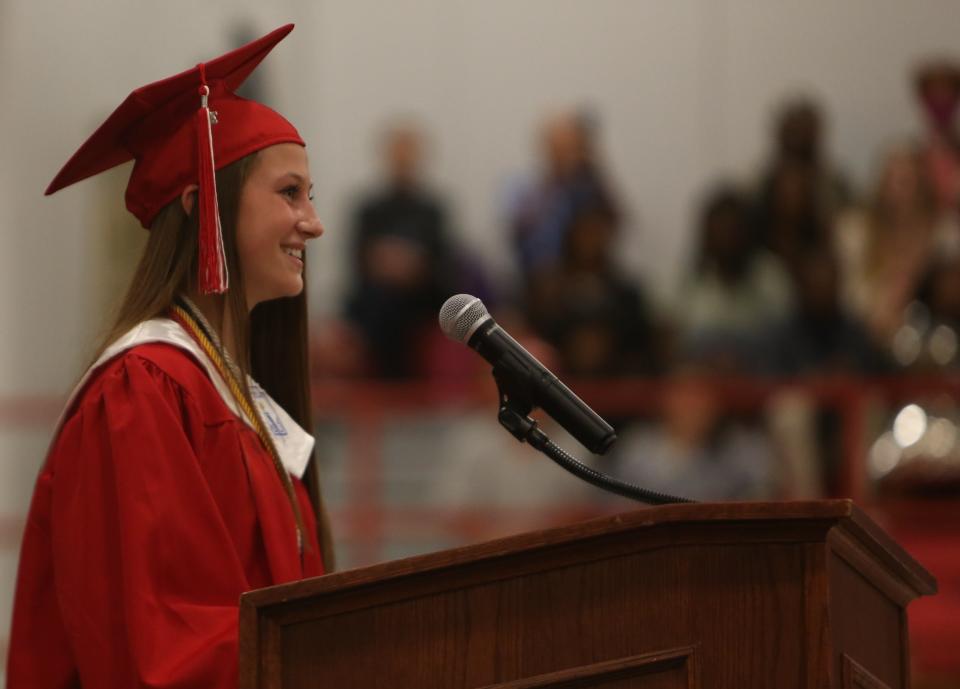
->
{"left": 439, "top": 294, "right": 489, "bottom": 343}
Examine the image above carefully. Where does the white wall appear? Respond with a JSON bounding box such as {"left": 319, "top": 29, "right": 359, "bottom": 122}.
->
{"left": 0, "top": 0, "right": 958, "bottom": 677}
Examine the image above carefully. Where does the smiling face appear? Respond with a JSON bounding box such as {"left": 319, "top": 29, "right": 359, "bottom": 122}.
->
{"left": 235, "top": 143, "right": 323, "bottom": 308}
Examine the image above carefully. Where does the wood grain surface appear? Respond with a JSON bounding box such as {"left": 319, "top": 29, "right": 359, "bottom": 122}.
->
{"left": 240, "top": 500, "right": 935, "bottom": 689}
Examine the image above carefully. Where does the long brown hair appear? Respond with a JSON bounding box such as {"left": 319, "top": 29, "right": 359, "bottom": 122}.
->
{"left": 94, "top": 152, "right": 335, "bottom": 569}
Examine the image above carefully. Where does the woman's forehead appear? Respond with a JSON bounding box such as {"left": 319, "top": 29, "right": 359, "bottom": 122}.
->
{"left": 252, "top": 143, "right": 310, "bottom": 176}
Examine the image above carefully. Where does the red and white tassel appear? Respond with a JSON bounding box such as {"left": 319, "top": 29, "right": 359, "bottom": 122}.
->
{"left": 196, "top": 77, "right": 228, "bottom": 294}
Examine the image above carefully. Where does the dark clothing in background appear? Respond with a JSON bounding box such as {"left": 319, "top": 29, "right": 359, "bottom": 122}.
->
{"left": 345, "top": 187, "right": 453, "bottom": 378}
{"left": 765, "top": 312, "right": 890, "bottom": 376}
{"left": 526, "top": 268, "right": 661, "bottom": 378}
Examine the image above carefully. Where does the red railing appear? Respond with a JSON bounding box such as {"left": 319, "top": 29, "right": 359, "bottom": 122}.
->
{"left": 4, "top": 374, "right": 960, "bottom": 560}
{"left": 298, "top": 374, "right": 960, "bottom": 565}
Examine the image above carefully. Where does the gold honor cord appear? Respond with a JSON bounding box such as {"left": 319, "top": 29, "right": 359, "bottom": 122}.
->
{"left": 170, "top": 304, "right": 305, "bottom": 557}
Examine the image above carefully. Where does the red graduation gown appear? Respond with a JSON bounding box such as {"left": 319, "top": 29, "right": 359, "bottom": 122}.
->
{"left": 7, "top": 342, "right": 324, "bottom": 688}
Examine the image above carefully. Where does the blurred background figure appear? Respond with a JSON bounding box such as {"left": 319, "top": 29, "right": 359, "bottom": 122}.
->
{"left": 428, "top": 413, "right": 604, "bottom": 543}
{"left": 763, "top": 248, "right": 890, "bottom": 500}
{"left": 340, "top": 121, "right": 457, "bottom": 379}
{"left": 750, "top": 97, "right": 852, "bottom": 275}
{"left": 508, "top": 109, "right": 619, "bottom": 276}
{"left": 900, "top": 254, "right": 960, "bottom": 371}
{"left": 766, "top": 247, "right": 890, "bottom": 376}
{"left": 914, "top": 59, "right": 960, "bottom": 220}
{"left": 675, "top": 186, "right": 793, "bottom": 373}
{"left": 522, "top": 194, "right": 663, "bottom": 378}
{"left": 835, "top": 143, "right": 960, "bottom": 349}
{"left": 614, "top": 369, "right": 778, "bottom": 502}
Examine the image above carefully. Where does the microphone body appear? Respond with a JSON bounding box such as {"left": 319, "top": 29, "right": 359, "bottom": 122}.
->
{"left": 452, "top": 303, "right": 617, "bottom": 455}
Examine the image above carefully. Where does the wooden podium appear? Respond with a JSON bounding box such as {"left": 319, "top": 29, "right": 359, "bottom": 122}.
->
{"left": 239, "top": 500, "right": 936, "bottom": 689}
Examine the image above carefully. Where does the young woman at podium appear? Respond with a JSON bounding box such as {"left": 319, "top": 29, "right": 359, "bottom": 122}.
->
{"left": 7, "top": 24, "right": 332, "bottom": 688}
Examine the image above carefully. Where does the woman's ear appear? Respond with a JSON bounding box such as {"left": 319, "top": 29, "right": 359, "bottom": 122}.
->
{"left": 180, "top": 184, "right": 199, "bottom": 216}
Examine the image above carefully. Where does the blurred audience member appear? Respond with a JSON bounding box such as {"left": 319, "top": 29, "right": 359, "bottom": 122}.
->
{"left": 751, "top": 97, "right": 852, "bottom": 271}
{"left": 431, "top": 414, "right": 601, "bottom": 517}
{"left": 914, "top": 59, "right": 960, "bottom": 218}
{"left": 835, "top": 144, "right": 959, "bottom": 346}
{"left": 676, "top": 186, "right": 793, "bottom": 372}
{"left": 766, "top": 248, "right": 890, "bottom": 375}
{"left": 920, "top": 256, "right": 960, "bottom": 330}
{"left": 903, "top": 255, "right": 960, "bottom": 370}
{"left": 343, "top": 121, "right": 456, "bottom": 378}
{"left": 524, "top": 196, "right": 662, "bottom": 377}
{"left": 614, "top": 371, "right": 778, "bottom": 501}
{"left": 509, "top": 109, "right": 619, "bottom": 275}
{"left": 752, "top": 159, "right": 831, "bottom": 274}
{"left": 764, "top": 249, "right": 889, "bottom": 499}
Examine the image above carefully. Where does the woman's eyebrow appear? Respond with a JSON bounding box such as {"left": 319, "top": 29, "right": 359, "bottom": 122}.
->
{"left": 283, "top": 172, "right": 314, "bottom": 190}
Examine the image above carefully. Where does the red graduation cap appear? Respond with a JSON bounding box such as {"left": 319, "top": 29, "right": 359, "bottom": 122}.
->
{"left": 46, "top": 23, "right": 304, "bottom": 294}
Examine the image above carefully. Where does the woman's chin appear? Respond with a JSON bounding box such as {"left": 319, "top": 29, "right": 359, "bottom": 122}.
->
{"left": 249, "top": 280, "right": 304, "bottom": 307}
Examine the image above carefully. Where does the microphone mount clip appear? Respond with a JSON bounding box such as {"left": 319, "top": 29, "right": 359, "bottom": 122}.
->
{"left": 493, "top": 363, "right": 548, "bottom": 449}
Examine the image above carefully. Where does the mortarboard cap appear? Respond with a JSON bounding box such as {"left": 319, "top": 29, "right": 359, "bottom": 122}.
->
{"left": 46, "top": 23, "right": 304, "bottom": 294}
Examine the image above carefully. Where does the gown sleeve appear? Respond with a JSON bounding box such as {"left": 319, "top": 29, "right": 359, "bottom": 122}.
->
{"left": 48, "top": 352, "right": 253, "bottom": 688}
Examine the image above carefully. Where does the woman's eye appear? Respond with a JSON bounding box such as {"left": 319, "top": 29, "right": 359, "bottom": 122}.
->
{"left": 281, "top": 185, "right": 300, "bottom": 199}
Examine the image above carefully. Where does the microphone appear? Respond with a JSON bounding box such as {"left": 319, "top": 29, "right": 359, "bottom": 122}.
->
{"left": 439, "top": 294, "right": 617, "bottom": 454}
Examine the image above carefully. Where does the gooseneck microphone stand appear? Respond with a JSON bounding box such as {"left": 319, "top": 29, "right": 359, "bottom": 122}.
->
{"left": 492, "top": 363, "right": 694, "bottom": 506}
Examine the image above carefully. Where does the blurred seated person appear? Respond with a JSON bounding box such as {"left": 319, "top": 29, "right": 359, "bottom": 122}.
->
{"left": 523, "top": 195, "right": 663, "bottom": 377}
{"left": 914, "top": 59, "right": 960, "bottom": 218}
{"left": 429, "top": 412, "right": 606, "bottom": 543}
{"left": 343, "top": 121, "right": 456, "bottom": 378}
{"left": 752, "top": 159, "right": 832, "bottom": 275}
{"left": 765, "top": 248, "right": 890, "bottom": 376}
{"left": 613, "top": 370, "right": 778, "bottom": 501}
{"left": 835, "top": 143, "right": 959, "bottom": 345}
{"left": 675, "top": 186, "right": 793, "bottom": 373}
{"left": 750, "top": 97, "right": 852, "bottom": 268}
{"left": 763, "top": 249, "right": 890, "bottom": 498}
{"left": 908, "top": 254, "right": 960, "bottom": 370}
{"left": 509, "top": 109, "right": 618, "bottom": 275}
{"left": 922, "top": 255, "right": 960, "bottom": 331}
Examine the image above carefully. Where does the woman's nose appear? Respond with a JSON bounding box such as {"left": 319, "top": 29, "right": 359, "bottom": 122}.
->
{"left": 296, "top": 216, "right": 324, "bottom": 238}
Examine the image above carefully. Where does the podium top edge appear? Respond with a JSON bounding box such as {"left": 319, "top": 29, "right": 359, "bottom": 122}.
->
{"left": 243, "top": 499, "right": 937, "bottom": 609}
